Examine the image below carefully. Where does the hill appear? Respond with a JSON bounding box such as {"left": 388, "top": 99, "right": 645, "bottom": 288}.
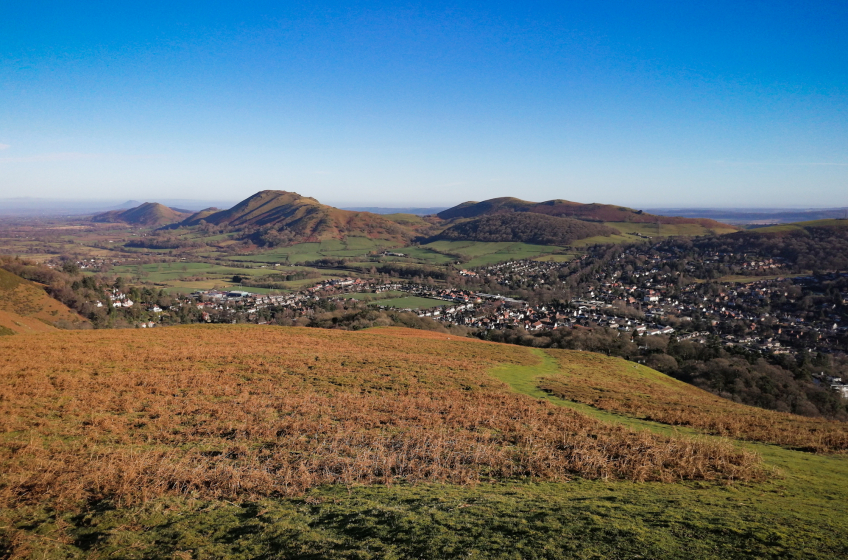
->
{"left": 0, "top": 267, "right": 85, "bottom": 334}
{"left": 673, "top": 219, "right": 848, "bottom": 271}
{"left": 92, "top": 202, "right": 191, "bottom": 226}
{"left": 176, "top": 190, "right": 421, "bottom": 245}
{"left": 434, "top": 212, "right": 618, "bottom": 245}
{"left": 2, "top": 325, "right": 848, "bottom": 558}
{"left": 438, "top": 196, "right": 736, "bottom": 231}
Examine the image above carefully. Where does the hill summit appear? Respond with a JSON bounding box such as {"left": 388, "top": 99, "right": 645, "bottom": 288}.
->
{"left": 92, "top": 202, "right": 190, "bottom": 226}
{"left": 438, "top": 197, "right": 734, "bottom": 229}
{"left": 177, "top": 190, "right": 416, "bottom": 245}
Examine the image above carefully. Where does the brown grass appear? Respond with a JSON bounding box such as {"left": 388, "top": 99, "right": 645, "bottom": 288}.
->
{"left": 0, "top": 326, "right": 764, "bottom": 508}
{"left": 538, "top": 349, "right": 848, "bottom": 453}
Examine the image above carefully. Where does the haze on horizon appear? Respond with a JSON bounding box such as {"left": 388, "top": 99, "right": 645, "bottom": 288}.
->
{"left": 1, "top": 2, "right": 846, "bottom": 209}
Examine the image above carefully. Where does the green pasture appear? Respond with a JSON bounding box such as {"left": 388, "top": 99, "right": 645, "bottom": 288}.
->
{"left": 106, "top": 261, "right": 347, "bottom": 293}
{"left": 369, "top": 296, "right": 446, "bottom": 309}
{"left": 532, "top": 253, "right": 575, "bottom": 263}
{"left": 225, "top": 237, "right": 397, "bottom": 264}
{"left": 408, "top": 240, "right": 569, "bottom": 267}
{"left": 108, "top": 262, "right": 270, "bottom": 282}
{"left": 392, "top": 245, "right": 456, "bottom": 265}
{"left": 343, "top": 290, "right": 406, "bottom": 301}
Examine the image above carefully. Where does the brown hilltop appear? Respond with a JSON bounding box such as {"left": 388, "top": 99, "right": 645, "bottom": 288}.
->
{"left": 177, "top": 190, "right": 419, "bottom": 244}
{"left": 92, "top": 202, "right": 190, "bottom": 227}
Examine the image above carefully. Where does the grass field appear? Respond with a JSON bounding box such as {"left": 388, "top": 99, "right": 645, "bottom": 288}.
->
{"left": 226, "top": 237, "right": 398, "bottom": 264}
{"left": 603, "top": 221, "right": 739, "bottom": 237}
{"left": 108, "top": 261, "right": 272, "bottom": 282}
{"left": 101, "top": 262, "right": 350, "bottom": 293}
{"left": 1, "top": 326, "right": 848, "bottom": 558}
{"left": 406, "top": 240, "right": 570, "bottom": 268}
{"left": 369, "top": 296, "right": 446, "bottom": 309}
{"left": 342, "top": 290, "right": 406, "bottom": 301}
{"left": 749, "top": 219, "right": 848, "bottom": 233}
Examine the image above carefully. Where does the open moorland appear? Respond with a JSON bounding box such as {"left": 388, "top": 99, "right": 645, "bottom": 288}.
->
{"left": 2, "top": 325, "right": 848, "bottom": 558}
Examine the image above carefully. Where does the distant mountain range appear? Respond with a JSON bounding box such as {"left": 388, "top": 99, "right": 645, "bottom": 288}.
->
{"left": 87, "top": 191, "right": 746, "bottom": 247}
{"left": 0, "top": 198, "right": 238, "bottom": 216}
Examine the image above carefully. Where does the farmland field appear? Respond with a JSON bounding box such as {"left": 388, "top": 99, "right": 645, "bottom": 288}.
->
{"left": 369, "top": 296, "right": 446, "bottom": 309}
{"left": 2, "top": 326, "right": 848, "bottom": 558}
{"left": 603, "top": 221, "right": 739, "bottom": 237}
{"left": 342, "top": 290, "right": 406, "bottom": 301}
{"left": 408, "top": 240, "right": 571, "bottom": 267}
{"left": 225, "top": 237, "right": 398, "bottom": 264}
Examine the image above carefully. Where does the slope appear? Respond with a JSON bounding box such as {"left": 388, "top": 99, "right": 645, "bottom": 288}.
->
{"left": 92, "top": 202, "right": 191, "bottom": 226}
{"left": 0, "top": 267, "right": 85, "bottom": 334}
{"left": 2, "top": 326, "right": 848, "bottom": 559}
{"left": 494, "top": 347, "right": 848, "bottom": 452}
{"left": 177, "top": 190, "right": 420, "bottom": 245}
{"left": 438, "top": 196, "right": 736, "bottom": 232}
{"left": 434, "top": 212, "right": 618, "bottom": 245}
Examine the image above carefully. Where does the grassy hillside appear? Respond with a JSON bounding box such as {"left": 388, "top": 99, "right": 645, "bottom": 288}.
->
{"left": 2, "top": 326, "right": 848, "bottom": 558}
{"left": 92, "top": 202, "right": 190, "bottom": 226}
{"left": 0, "top": 267, "right": 85, "bottom": 334}
{"left": 434, "top": 213, "right": 618, "bottom": 245}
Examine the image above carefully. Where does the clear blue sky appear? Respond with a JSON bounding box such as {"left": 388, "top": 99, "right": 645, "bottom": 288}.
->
{"left": 1, "top": 1, "right": 846, "bottom": 208}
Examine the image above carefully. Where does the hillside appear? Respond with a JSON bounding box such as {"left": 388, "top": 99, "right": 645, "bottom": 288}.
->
{"left": 438, "top": 196, "right": 736, "bottom": 231}
{"left": 0, "top": 267, "right": 85, "bottom": 334}
{"left": 2, "top": 325, "right": 848, "bottom": 558}
{"left": 92, "top": 202, "right": 191, "bottom": 226}
{"left": 435, "top": 212, "right": 618, "bottom": 245}
{"left": 676, "top": 219, "right": 848, "bottom": 271}
{"left": 177, "top": 190, "right": 421, "bottom": 245}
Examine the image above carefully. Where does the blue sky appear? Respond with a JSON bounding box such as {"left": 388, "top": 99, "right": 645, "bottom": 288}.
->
{"left": 1, "top": 1, "right": 846, "bottom": 207}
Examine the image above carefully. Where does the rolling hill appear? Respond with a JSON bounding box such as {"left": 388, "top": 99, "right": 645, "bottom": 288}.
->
{"left": 434, "top": 212, "right": 618, "bottom": 245}
{"left": 438, "top": 196, "right": 736, "bottom": 232}
{"left": 0, "top": 267, "right": 86, "bottom": 334}
{"left": 176, "top": 190, "right": 423, "bottom": 245}
{"left": 92, "top": 202, "right": 191, "bottom": 226}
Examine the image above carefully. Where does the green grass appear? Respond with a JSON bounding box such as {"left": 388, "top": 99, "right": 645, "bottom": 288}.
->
{"left": 407, "top": 240, "right": 569, "bottom": 267}
{"left": 343, "top": 290, "right": 406, "bottom": 301}
{"left": 225, "top": 237, "right": 398, "bottom": 264}
{"left": 750, "top": 219, "right": 848, "bottom": 233}
{"left": 532, "top": 254, "right": 575, "bottom": 263}
{"left": 369, "top": 296, "right": 446, "bottom": 309}
{"left": 109, "top": 262, "right": 271, "bottom": 282}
